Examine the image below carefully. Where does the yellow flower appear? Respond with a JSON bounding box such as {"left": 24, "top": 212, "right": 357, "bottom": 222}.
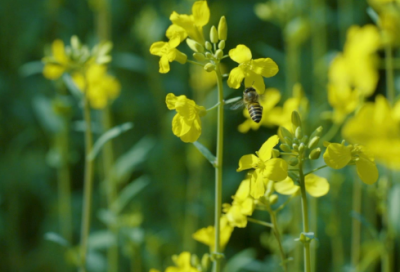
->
{"left": 169, "top": 1, "right": 210, "bottom": 44}
{"left": 166, "top": 93, "right": 206, "bottom": 143}
{"left": 166, "top": 24, "right": 188, "bottom": 46}
{"left": 223, "top": 178, "right": 255, "bottom": 228}
{"left": 72, "top": 64, "right": 120, "bottom": 109}
{"left": 192, "top": 216, "right": 234, "bottom": 251}
{"left": 323, "top": 142, "right": 378, "bottom": 184}
{"left": 274, "top": 174, "right": 330, "bottom": 197}
{"left": 327, "top": 83, "right": 360, "bottom": 124}
{"left": 237, "top": 135, "right": 288, "bottom": 181}
{"left": 43, "top": 40, "right": 71, "bottom": 80}
{"left": 343, "top": 95, "right": 400, "bottom": 170}
{"left": 165, "top": 252, "right": 200, "bottom": 272}
{"left": 149, "top": 270, "right": 161, "bottom": 272}
{"left": 150, "top": 40, "right": 187, "bottom": 74}
{"left": 227, "top": 44, "right": 279, "bottom": 94}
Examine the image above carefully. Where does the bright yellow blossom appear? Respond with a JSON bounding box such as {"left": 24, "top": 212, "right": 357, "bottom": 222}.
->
{"left": 166, "top": 93, "right": 206, "bottom": 143}
{"left": 166, "top": 24, "right": 188, "bottom": 46}
{"left": 323, "top": 142, "right": 378, "bottom": 184}
{"left": 169, "top": 1, "right": 210, "bottom": 44}
{"left": 192, "top": 216, "right": 234, "bottom": 251}
{"left": 149, "top": 270, "right": 161, "bottom": 272}
{"left": 237, "top": 135, "right": 288, "bottom": 181}
{"left": 223, "top": 178, "right": 255, "bottom": 228}
{"left": 43, "top": 40, "right": 71, "bottom": 80}
{"left": 165, "top": 252, "right": 200, "bottom": 272}
{"left": 274, "top": 174, "right": 330, "bottom": 197}
{"left": 150, "top": 40, "right": 187, "bottom": 74}
{"left": 327, "top": 84, "right": 360, "bottom": 124}
{"left": 72, "top": 64, "right": 120, "bottom": 109}
{"left": 227, "top": 44, "right": 279, "bottom": 94}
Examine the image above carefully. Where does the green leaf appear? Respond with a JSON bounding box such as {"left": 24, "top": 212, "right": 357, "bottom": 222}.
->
{"left": 222, "top": 248, "right": 256, "bottom": 272}
{"left": 111, "top": 176, "right": 150, "bottom": 214}
{"left": 88, "top": 230, "right": 116, "bottom": 250}
{"left": 19, "top": 61, "right": 44, "bottom": 77}
{"left": 224, "top": 96, "right": 242, "bottom": 105}
{"left": 32, "top": 96, "right": 62, "bottom": 134}
{"left": 367, "top": 7, "right": 379, "bottom": 24}
{"left": 88, "top": 122, "right": 134, "bottom": 161}
{"left": 62, "top": 73, "right": 83, "bottom": 99}
{"left": 193, "top": 141, "right": 216, "bottom": 166}
{"left": 44, "top": 232, "right": 70, "bottom": 247}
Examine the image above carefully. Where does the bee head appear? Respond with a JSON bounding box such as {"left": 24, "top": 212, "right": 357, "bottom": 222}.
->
{"left": 244, "top": 87, "right": 256, "bottom": 94}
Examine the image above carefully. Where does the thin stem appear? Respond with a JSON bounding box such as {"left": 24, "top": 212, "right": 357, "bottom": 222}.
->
{"left": 385, "top": 39, "right": 395, "bottom": 104}
{"left": 207, "top": 102, "right": 220, "bottom": 111}
{"left": 79, "top": 80, "right": 95, "bottom": 272}
{"left": 304, "top": 165, "right": 328, "bottom": 176}
{"left": 212, "top": 65, "right": 224, "bottom": 272}
{"left": 186, "top": 59, "right": 205, "bottom": 67}
{"left": 221, "top": 55, "right": 229, "bottom": 59}
{"left": 351, "top": 177, "right": 361, "bottom": 269}
{"left": 322, "top": 123, "right": 341, "bottom": 143}
{"left": 268, "top": 209, "right": 288, "bottom": 272}
{"left": 247, "top": 217, "right": 274, "bottom": 228}
{"left": 280, "top": 152, "right": 298, "bottom": 156}
{"left": 299, "top": 162, "right": 311, "bottom": 272}
{"left": 275, "top": 195, "right": 297, "bottom": 213}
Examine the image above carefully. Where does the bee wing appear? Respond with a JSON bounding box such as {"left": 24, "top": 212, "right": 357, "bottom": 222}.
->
{"left": 230, "top": 99, "right": 245, "bottom": 110}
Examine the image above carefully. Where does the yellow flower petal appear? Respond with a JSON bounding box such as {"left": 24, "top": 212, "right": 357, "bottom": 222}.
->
{"left": 172, "top": 114, "right": 192, "bottom": 138}
{"left": 227, "top": 67, "right": 245, "bottom": 89}
{"left": 252, "top": 58, "right": 279, "bottom": 78}
{"left": 166, "top": 24, "right": 187, "bottom": 47}
{"left": 244, "top": 71, "right": 265, "bottom": 94}
{"left": 249, "top": 170, "right": 266, "bottom": 199}
{"left": 356, "top": 156, "right": 379, "bottom": 185}
{"left": 225, "top": 205, "right": 248, "bottom": 228}
{"left": 235, "top": 178, "right": 251, "bottom": 200}
{"left": 229, "top": 44, "right": 252, "bottom": 64}
{"left": 193, "top": 217, "right": 233, "bottom": 251}
{"left": 323, "top": 143, "right": 352, "bottom": 169}
{"left": 305, "top": 174, "right": 330, "bottom": 197}
{"left": 179, "top": 117, "right": 202, "bottom": 143}
{"left": 43, "top": 64, "right": 65, "bottom": 80}
{"left": 192, "top": 1, "right": 210, "bottom": 27}
{"left": 159, "top": 56, "right": 171, "bottom": 73}
{"left": 237, "top": 154, "right": 259, "bottom": 171}
{"left": 263, "top": 158, "right": 288, "bottom": 181}
{"left": 274, "top": 177, "right": 299, "bottom": 195}
{"left": 149, "top": 41, "right": 167, "bottom": 56}
{"left": 52, "top": 39, "right": 68, "bottom": 64}
{"left": 166, "top": 93, "right": 178, "bottom": 110}
{"left": 258, "top": 135, "right": 279, "bottom": 161}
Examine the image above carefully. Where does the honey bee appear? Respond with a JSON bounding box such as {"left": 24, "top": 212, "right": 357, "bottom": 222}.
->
{"left": 231, "top": 87, "right": 263, "bottom": 123}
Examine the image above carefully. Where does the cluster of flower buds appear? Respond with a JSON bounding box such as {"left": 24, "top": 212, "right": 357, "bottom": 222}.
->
{"left": 276, "top": 111, "right": 323, "bottom": 165}
{"left": 187, "top": 16, "right": 227, "bottom": 72}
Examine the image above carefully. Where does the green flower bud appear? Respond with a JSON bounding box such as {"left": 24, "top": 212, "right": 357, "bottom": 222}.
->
{"left": 295, "top": 127, "right": 303, "bottom": 139}
{"left": 210, "top": 26, "right": 218, "bottom": 43}
{"left": 218, "top": 40, "right": 225, "bottom": 50}
{"left": 215, "top": 49, "right": 223, "bottom": 59}
{"left": 201, "top": 254, "right": 210, "bottom": 271}
{"left": 272, "top": 148, "right": 280, "bottom": 158}
{"left": 193, "top": 52, "right": 206, "bottom": 62}
{"left": 291, "top": 111, "right": 302, "bottom": 131}
{"left": 205, "top": 41, "right": 212, "bottom": 51}
{"left": 186, "top": 38, "right": 204, "bottom": 53}
{"left": 218, "top": 16, "right": 227, "bottom": 40}
{"left": 279, "top": 126, "right": 293, "bottom": 143}
{"left": 269, "top": 194, "right": 278, "bottom": 205}
{"left": 288, "top": 157, "right": 299, "bottom": 166}
{"left": 191, "top": 254, "right": 200, "bottom": 267}
{"left": 301, "top": 135, "right": 308, "bottom": 145}
{"left": 308, "top": 136, "right": 320, "bottom": 149}
{"left": 293, "top": 138, "right": 300, "bottom": 145}
{"left": 309, "top": 148, "right": 321, "bottom": 160}
{"left": 310, "top": 126, "right": 323, "bottom": 139}
{"left": 284, "top": 136, "right": 293, "bottom": 146}
{"left": 204, "top": 63, "right": 216, "bottom": 72}
{"left": 299, "top": 142, "right": 305, "bottom": 153}
{"left": 280, "top": 143, "right": 292, "bottom": 152}
{"left": 292, "top": 143, "right": 299, "bottom": 151}
{"left": 205, "top": 52, "right": 213, "bottom": 59}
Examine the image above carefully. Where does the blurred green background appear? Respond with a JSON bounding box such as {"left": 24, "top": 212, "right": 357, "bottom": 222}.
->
{"left": 0, "top": 0, "right": 398, "bottom": 271}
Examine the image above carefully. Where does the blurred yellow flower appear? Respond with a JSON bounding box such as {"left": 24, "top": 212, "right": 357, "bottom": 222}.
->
{"left": 166, "top": 24, "right": 188, "bottom": 46}
{"left": 166, "top": 93, "right": 206, "bottom": 143}
{"left": 223, "top": 178, "right": 255, "bottom": 228}
{"left": 237, "top": 135, "right": 288, "bottom": 181}
{"left": 343, "top": 95, "right": 400, "bottom": 170}
{"left": 43, "top": 40, "right": 71, "bottom": 80}
{"left": 327, "top": 84, "right": 360, "bottom": 124}
{"left": 227, "top": 44, "right": 279, "bottom": 94}
{"left": 150, "top": 40, "right": 187, "bottom": 74}
{"left": 170, "top": 1, "right": 210, "bottom": 44}
{"left": 72, "top": 64, "right": 121, "bottom": 109}
{"left": 149, "top": 270, "right": 161, "bottom": 272}
{"left": 165, "top": 252, "right": 200, "bottom": 272}
{"left": 274, "top": 175, "right": 329, "bottom": 197}
{"left": 192, "top": 215, "right": 234, "bottom": 251}
{"left": 323, "top": 142, "right": 378, "bottom": 184}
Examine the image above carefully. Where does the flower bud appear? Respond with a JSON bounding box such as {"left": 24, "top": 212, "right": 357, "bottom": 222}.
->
{"left": 310, "top": 126, "right": 323, "bottom": 139}
{"left": 301, "top": 135, "right": 308, "bottom": 145}
{"left": 215, "top": 49, "right": 223, "bottom": 59}
{"left": 191, "top": 254, "right": 200, "bottom": 267}
{"left": 210, "top": 26, "right": 218, "bottom": 43}
{"left": 218, "top": 16, "right": 227, "bottom": 40}
{"left": 295, "top": 127, "right": 303, "bottom": 139}
{"left": 299, "top": 143, "right": 305, "bottom": 153}
{"left": 205, "top": 41, "right": 212, "bottom": 51}
{"left": 288, "top": 157, "right": 299, "bottom": 166}
{"left": 218, "top": 40, "right": 225, "bottom": 50}
{"left": 272, "top": 149, "right": 280, "bottom": 158}
{"left": 292, "top": 143, "right": 299, "bottom": 151}
{"left": 193, "top": 52, "right": 206, "bottom": 62}
{"left": 279, "top": 126, "right": 293, "bottom": 143}
{"left": 205, "top": 52, "right": 213, "bottom": 59}
{"left": 308, "top": 136, "right": 320, "bottom": 149}
{"left": 186, "top": 38, "right": 204, "bottom": 53}
{"left": 201, "top": 254, "right": 210, "bottom": 271}
{"left": 280, "top": 143, "right": 292, "bottom": 152}
{"left": 269, "top": 194, "right": 278, "bottom": 205}
{"left": 309, "top": 148, "right": 321, "bottom": 160}
{"left": 204, "top": 63, "right": 216, "bottom": 72}
{"left": 291, "top": 111, "right": 302, "bottom": 130}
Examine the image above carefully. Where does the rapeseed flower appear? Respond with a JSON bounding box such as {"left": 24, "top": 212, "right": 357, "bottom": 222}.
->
{"left": 274, "top": 174, "right": 330, "bottom": 197}
{"left": 169, "top": 1, "right": 210, "bottom": 44}
{"left": 166, "top": 93, "right": 206, "bottom": 143}
{"left": 43, "top": 40, "right": 71, "bottom": 79}
{"left": 227, "top": 44, "right": 279, "bottom": 94}
{"left": 71, "top": 64, "right": 120, "bottom": 109}
{"left": 192, "top": 216, "right": 234, "bottom": 251}
{"left": 323, "top": 142, "right": 378, "bottom": 184}
{"left": 165, "top": 252, "right": 200, "bottom": 272}
{"left": 150, "top": 40, "right": 187, "bottom": 74}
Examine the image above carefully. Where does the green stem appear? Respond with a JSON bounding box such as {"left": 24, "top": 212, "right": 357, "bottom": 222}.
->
{"left": 207, "top": 102, "right": 221, "bottom": 111}
{"left": 212, "top": 65, "right": 224, "bottom": 272}
{"left": 268, "top": 209, "right": 288, "bottom": 272}
{"left": 79, "top": 81, "right": 95, "bottom": 272}
{"left": 304, "top": 165, "right": 328, "bottom": 176}
{"left": 385, "top": 44, "right": 395, "bottom": 104}
{"left": 322, "top": 123, "right": 341, "bottom": 143}
{"left": 247, "top": 217, "right": 273, "bottom": 228}
{"left": 186, "top": 59, "right": 205, "bottom": 67}
{"left": 299, "top": 162, "right": 311, "bottom": 272}
{"left": 351, "top": 177, "right": 361, "bottom": 269}
{"left": 285, "top": 38, "right": 299, "bottom": 98}
{"left": 280, "top": 152, "right": 298, "bottom": 156}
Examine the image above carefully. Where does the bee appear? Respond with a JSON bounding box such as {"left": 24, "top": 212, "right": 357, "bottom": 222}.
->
{"left": 231, "top": 87, "right": 263, "bottom": 123}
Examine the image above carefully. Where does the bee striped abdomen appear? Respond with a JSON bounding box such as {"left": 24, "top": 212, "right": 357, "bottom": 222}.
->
{"left": 248, "top": 103, "right": 263, "bottom": 123}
